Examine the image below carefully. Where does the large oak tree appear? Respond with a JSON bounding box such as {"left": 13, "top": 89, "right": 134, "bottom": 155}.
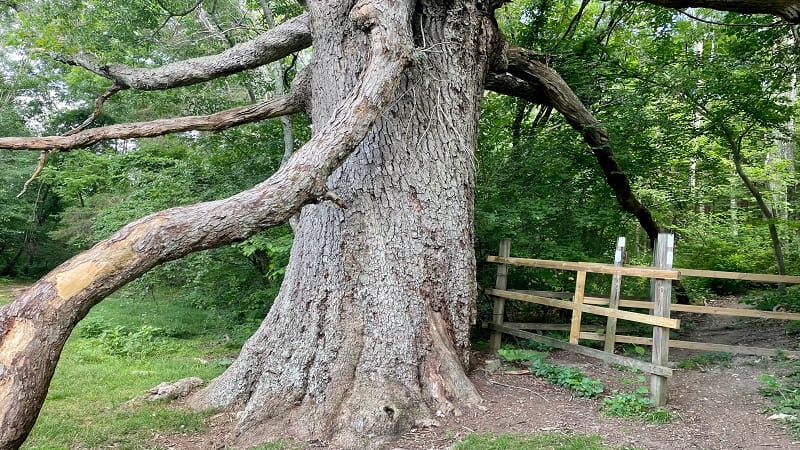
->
{"left": 1, "top": 0, "right": 798, "bottom": 448}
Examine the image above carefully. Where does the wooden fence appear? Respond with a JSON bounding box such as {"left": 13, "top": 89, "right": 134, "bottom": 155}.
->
{"left": 486, "top": 234, "right": 800, "bottom": 406}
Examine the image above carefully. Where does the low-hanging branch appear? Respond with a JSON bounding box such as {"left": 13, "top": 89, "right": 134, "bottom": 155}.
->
{"left": 0, "top": 1, "right": 414, "bottom": 447}
{"left": 0, "top": 70, "right": 310, "bottom": 152}
{"left": 635, "top": 0, "right": 800, "bottom": 24}
{"left": 485, "top": 46, "right": 661, "bottom": 247}
{"left": 52, "top": 13, "right": 312, "bottom": 91}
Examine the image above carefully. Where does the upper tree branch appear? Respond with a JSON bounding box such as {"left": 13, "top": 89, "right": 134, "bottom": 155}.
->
{"left": 0, "top": 1, "right": 413, "bottom": 447}
{"left": 485, "top": 46, "right": 661, "bottom": 246}
{"left": 51, "top": 13, "right": 312, "bottom": 90}
{"left": 0, "top": 69, "right": 311, "bottom": 152}
{"left": 638, "top": 0, "right": 800, "bottom": 24}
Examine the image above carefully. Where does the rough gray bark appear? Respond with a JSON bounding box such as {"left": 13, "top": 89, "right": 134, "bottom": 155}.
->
{"left": 0, "top": 4, "right": 411, "bottom": 445}
{"left": 189, "top": 0, "right": 500, "bottom": 447}
{"left": 732, "top": 148, "right": 787, "bottom": 276}
{"left": 3, "top": 0, "right": 793, "bottom": 448}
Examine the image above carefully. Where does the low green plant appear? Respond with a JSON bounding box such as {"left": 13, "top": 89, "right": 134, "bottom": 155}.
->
{"left": 252, "top": 439, "right": 303, "bottom": 450}
{"left": 758, "top": 364, "right": 800, "bottom": 437}
{"left": 621, "top": 343, "right": 648, "bottom": 359}
{"left": 601, "top": 387, "right": 673, "bottom": 423}
{"left": 22, "top": 289, "right": 242, "bottom": 449}
{"left": 742, "top": 286, "right": 800, "bottom": 313}
{"left": 527, "top": 338, "right": 556, "bottom": 352}
{"left": 498, "top": 347, "right": 546, "bottom": 363}
{"left": 528, "top": 357, "right": 604, "bottom": 398}
{"left": 78, "top": 324, "right": 168, "bottom": 358}
{"left": 452, "top": 432, "right": 610, "bottom": 449}
{"left": 677, "top": 352, "right": 733, "bottom": 370}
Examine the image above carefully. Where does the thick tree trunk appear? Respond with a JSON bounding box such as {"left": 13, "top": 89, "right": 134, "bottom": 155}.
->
{"left": 190, "top": 0, "right": 499, "bottom": 447}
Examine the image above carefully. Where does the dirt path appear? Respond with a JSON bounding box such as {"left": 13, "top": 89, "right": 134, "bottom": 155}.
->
{"left": 396, "top": 296, "right": 800, "bottom": 449}
{"left": 156, "top": 296, "right": 800, "bottom": 449}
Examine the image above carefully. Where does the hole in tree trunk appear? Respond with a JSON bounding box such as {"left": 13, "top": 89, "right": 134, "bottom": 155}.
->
{"left": 383, "top": 405, "right": 395, "bottom": 419}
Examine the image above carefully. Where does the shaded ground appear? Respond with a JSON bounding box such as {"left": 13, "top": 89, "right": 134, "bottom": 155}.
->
{"left": 155, "top": 296, "right": 800, "bottom": 449}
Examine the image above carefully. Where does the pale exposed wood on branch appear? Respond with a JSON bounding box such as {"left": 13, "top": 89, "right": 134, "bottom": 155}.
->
{"left": 638, "top": 0, "right": 800, "bottom": 24}
{"left": 0, "top": 2, "right": 413, "bottom": 446}
{"left": 0, "top": 70, "right": 310, "bottom": 152}
{"left": 51, "top": 13, "right": 312, "bottom": 90}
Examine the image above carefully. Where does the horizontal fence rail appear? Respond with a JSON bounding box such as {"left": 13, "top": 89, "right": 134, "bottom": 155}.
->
{"left": 492, "top": 324, "right": 673, "bottom": 377}
{"left": 486, "top": 235, "right": 800, "bottom": 407}
{"left": 486, "top": 256, "right": 681, "bottom": 280}
{"left": 485, "top": 288, "right": 681, "bottom": 329}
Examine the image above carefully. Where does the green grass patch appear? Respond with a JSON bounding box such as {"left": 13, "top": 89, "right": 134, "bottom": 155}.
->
{"left": 252, "top": 439, "right": 304, "bottom": 450}
{"left": 0, "top": 278, "right": 24, "bottom": 305}
{"left": 600, "top": 389, "right": 673, "bottom": 423}
{"left": 758, "top": 358, "right": 800, "bottom": 437}
{"left": 452, "top": 432, "right": 617, "bottom": 449}
{"left": 19, "top": 287, "right": 260, "bottom": 449}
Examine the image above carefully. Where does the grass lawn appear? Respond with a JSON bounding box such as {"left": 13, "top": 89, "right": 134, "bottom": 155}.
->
{"left": 1, "top": 281, "right": 256, "bottom": 449}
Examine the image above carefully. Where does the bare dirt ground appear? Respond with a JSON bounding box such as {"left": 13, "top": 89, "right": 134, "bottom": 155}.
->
{"left": 157, "top": 296, "right": 800, "bottom": 449}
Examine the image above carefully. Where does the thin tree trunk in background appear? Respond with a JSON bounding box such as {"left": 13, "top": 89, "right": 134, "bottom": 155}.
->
{"left": 733, "top": 150, "right": 787, "bottom": 275}
{"left": 259, "top": 0, "right": 295, "bottom": 163}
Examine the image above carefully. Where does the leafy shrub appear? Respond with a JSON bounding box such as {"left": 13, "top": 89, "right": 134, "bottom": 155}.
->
{"left": 81, "top": 324, "right": 167, "bottom": 358}
{"left": 601, "top": 387, "right": 672, "bottom": 423}
{"left": 528, "top": 357, "right": 604, "bottom": 398}
{"left": 759, "top": 362, "right": 800, "bottom": 437}
{"left": 742, "top": 286, "right": 800, "bottom": 313}
{"left": 497, "top": 348, "right": 545, "bottom": 363}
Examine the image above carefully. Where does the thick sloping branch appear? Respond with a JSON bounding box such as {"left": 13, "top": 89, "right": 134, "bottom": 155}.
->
{"left": 0, "top": 3, "right": 412, "bottom": 447}
{"left": 0, "top": 70, "right": 310, "bottom": 152}
{"left": 486, "top": 47, "right": 661, "bottom": 247}
{"left": 638, "top": 0, "right": 800, "bottom": 24}
{"left": 52, "top": 13, "right": 311, "bottom": 90}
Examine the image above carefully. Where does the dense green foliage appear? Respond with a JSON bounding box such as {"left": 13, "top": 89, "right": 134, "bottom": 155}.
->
{"left": 476, "top": 1, "right": 799, "bottom": 306}
{"left": 1, "top": 1, "right": 799, "bottom": 322}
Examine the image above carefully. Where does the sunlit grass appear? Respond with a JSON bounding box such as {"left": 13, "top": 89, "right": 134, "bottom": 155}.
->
{"left": 13, "top": 286, "right": 257, "bottom": 450}
{"left": 452, "top": 432, "right": 639, "bottom": 450}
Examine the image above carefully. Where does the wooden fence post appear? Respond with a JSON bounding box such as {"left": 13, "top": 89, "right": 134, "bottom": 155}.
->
{"left": 490, "top": 239, "right": 511, "bottom": 353}
{"left": 650, "top": 233, "right": 674, "bottom": 407}
{"left": 568, "top": 271, "right": 587, "bottom": 345}
{"left": 604, "top": 237, "right": 626, "bottom": 353}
